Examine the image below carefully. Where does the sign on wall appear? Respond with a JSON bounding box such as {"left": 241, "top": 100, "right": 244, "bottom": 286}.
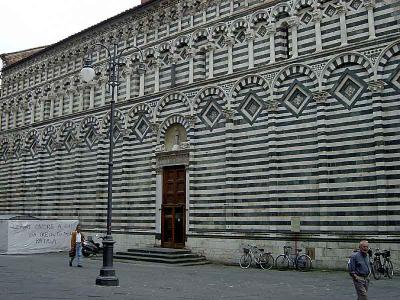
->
{"left": 6, "top": 220, "right": 78, "bottom": 254}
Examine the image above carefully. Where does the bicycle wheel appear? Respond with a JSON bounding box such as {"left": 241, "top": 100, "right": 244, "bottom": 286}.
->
{"left": 373, "top": 260, "right": 382, "bottom": 280}
{"left": 259, "top": 253, "right": 274, "bottom": 270}
{"left": 385, "top": 261, "right": 394, "bottom": 279}
{"left": 296, "top": 254, "right": 312, "bottom": 271}
{"left": 239, "top": 253, "right": 252, "bottom": 269}
{"left": 275, "top": 254, "right": 289, "bottom": 270}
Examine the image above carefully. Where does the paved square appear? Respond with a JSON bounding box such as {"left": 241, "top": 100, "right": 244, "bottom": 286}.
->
{"left": 0, "top": 253, "right": 398, "bottom": 300}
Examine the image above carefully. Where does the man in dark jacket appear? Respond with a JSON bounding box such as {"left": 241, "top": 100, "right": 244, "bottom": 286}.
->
{"left": 348, "top": 240, "right": 371, "bottom": 300}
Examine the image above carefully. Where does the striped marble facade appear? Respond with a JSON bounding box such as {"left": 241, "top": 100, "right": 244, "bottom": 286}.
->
{"left": 0, "top": 0, "right": 399, "bottom": 268}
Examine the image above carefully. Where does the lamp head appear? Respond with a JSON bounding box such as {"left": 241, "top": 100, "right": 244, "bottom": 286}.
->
{"left": 80, "top": 58, "right": 96, "bottom": 83}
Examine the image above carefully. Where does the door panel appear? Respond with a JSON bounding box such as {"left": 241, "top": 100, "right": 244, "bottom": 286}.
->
{"left": 162, "top": 166, "right": 186, "bottom": 248}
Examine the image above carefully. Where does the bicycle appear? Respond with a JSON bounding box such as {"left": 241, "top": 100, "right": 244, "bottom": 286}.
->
{"left": 239, "top": 245, "right": 274, "bottom": 270}
{"left": 275, "top": 246, "right": 312, "bottom": 271}
{"left": 371, "top": 249, "right": 394, "bottom": 279}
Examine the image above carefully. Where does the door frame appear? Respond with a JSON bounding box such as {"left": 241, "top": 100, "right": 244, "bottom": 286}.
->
{"left": 160, "top": 165, "right": 187, "bottom": 249}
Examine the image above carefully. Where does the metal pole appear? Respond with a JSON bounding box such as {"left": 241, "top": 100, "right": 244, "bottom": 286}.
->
{"left": 96, "top": 42, "right": 119, "bottom": 286}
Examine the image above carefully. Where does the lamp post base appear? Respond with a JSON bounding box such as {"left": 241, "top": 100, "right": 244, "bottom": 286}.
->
{"left": 95, "top": 235, "right": 119, "bottom": 286}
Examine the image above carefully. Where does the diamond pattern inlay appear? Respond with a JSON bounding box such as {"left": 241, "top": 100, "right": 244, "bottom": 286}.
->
{"left": 85, "top": 128, "right": 97, "bottom": 150}
{"left": 281, "top": 80, "right": 312, "bottom": 117}
{"left": 350, "top": 0, "right": 362, "bottom": 10}
{"left": 45, "top": 137, "right": 56, "bottom": 155}
{"left": 236, "top": 31, "right": 246, "bottom": 43}
{"left": 301, "top": 12, "right": 312, "bottom": 25}
{"left": 388, "top": 65, "right": 400, "bottom": 92}
{"left": 257, "top": 25, "right": 267, "bottom": 37}
{"left": 1, "top": 143, "right": 8, "bottom": 161}
{"left": 134, "top": 115, "right": 150, "bottom": 142}
{"left": 238, "top": 92, "right": 264, "bottom": 124}
{"left": 30, "top": 140, "right": 38, "bottom": 158}
{"left": 331, "top": 69, "right": 367, "bottom": 110}
{"left": 325, "top": 5, "right": 336, "bottom": 17}
{"left": 200, "top": 99, "right": 223, "bottom": 131}
{"left": 64, "top": 133, "right": 74, "bottom": 152}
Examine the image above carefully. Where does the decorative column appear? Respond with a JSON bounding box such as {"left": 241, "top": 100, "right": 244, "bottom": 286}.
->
{"left": 100, "top": 76, "right": 107, "bottom": 106}
{"left": 337, "top": 1, "right": 348, "bottom": 46}
{"left": 154, "top": 58, "right": 161, "bottom": 93}
{"left": 29, "top": 99, "right": 35, "bottom": 124}
{"left": 267, "top": 25, "right": 276, "bottom": 63}
{"left": 206, "top": 43, "right": 216, "bottom": 79}
{"left": 177, "top": 4, "right": 184, "bottom": 32}
{"left": 78, "top": 84, "right": 84, "bottom": 111}
{"left": 187, "top": 48, "right": 195, "bottom": 84}
{"left": 138, "top": 65, "right": 146, "bottom": 97}
{"left": 5, "top": 104, "right": 10, "bottom": 129}
{"left": 230, "top": 0, "right": 234, "bottom": 14}
{"left": 40, "top": 99, "right": 45, "bottom": 121}
{"left": 89, "top": 83, "right": 95, "bottom": 108}
{"left": 69, "top": 88, "right": 75, "bottom": 114}
{"left": 215, "top": 0, "right": 221, "bottom": 17}
{"left": 225, "top": 34, "right": 235, "bottom": 74}
{"left": 288, "top": 16, "right": 300, "bottom": 58}
{"left": 312, "top": 2, "right": 323, "bottom": 52}
{"left": 0, "top": 109, "right": 2, "bottom": 130}
{"left": 49, "top": 96, "right": 55, "bottom": 118}
{"left": 246, "top": 29, "right": 255, "bottom": 69}
{"left": 58, "top": 91, "right": 65, "bottom": 117}
{"left": 123, "top": 69, "right": 132, "bottom": 100}
{"left": 364, "top": 0, "right": 376, "bottom": 39}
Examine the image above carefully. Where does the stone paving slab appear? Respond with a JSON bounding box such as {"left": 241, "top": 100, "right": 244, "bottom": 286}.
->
{"left": 0, "top": 253, "right": 399, "bottom": 300}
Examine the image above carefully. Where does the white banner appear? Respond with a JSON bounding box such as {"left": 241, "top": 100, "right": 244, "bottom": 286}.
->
{"left": 6, "top": 220, "right": 79, "bottom": 254}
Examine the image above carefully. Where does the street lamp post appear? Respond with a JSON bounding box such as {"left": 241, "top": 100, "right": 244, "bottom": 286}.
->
{"left": 80, "top": 42, "right": 145, "bottom": 287}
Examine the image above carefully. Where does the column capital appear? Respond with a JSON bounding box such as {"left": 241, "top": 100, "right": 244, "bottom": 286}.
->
{"left": 287, "top": 16, "right": 300, "bottom": 28}
{"left": 368, "top": 80, "right": 385, "bottom": 93}
{"left": 313, "top": 91, "right": 329, "bottom": 103}
{"left": 363, "top": 0, "right": 376, "bottom": 10}
{"left": 266, "top": 25, "right": 276, "bottom": 35}
{"left": 222, "top": 107, "right": 235, "bottom": 121}
{"left": 336, "top": 1, "right": 347, "bottom": 14}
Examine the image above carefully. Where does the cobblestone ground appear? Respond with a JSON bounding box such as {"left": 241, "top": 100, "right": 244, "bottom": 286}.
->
{"left": 0, "top": 253, "right": 399, "bottom": 300}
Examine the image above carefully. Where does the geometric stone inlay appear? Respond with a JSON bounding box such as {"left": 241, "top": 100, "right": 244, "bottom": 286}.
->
{"left": 388, "top": 65, "right": 400, "bottom": 92}
{"left": 1, "top": 143, "right": 8, "bottom": 161}
{"left": 281, "top": 80, "right": 312, "bottom": 117}
{"left": 301, "top": 12, "right": 312, "bottom": 25}
{"left": 325, "top": 5, "right": 336, "bottom": 17}
{"left": 236, "top": 31, "right": 246, "bottom": 44}
{"left": 134, "top": 115, "right": 150, "bottom": 142}
{"left": 14, "top": 140, "right": 22, "bottom": 159}
{"left": 45, "top": 136, "right": 56, "bottom": 155}
{"left": 350, "top": 0, "right": 362, "bottom": 10}
{"left": 84, "top": 128, "right": 97, "bottom": 150}
{"left": 238, "top": 92, "right": 264, "bottom": 124}
{"left": 29, "top": 139, "right": 38, "bottom": 158}
{"left": 257, "top": 25, "right": 267, "bottom": 37}
{"left": 200, "top": 99, "right": 223, "bottom": 131}
{"left": 217, "top": 36, "right": 225, "bottom": 48}
{"left": 64, "top": 132, "right": 74, "bottom": 153}
{"left": 331, "top": 69, "right": 367, "bottom": 110}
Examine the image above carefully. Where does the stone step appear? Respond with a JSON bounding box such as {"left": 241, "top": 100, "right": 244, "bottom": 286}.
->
{"left": 117, "top": 251, "right": 200, "bottom": 260}
{"left": 112, "top": 247, "right": 209, "bottom": 266}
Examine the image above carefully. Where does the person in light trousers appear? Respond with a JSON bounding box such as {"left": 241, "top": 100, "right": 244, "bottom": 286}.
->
{"left": 69, "top": 224, "right": 85, "bottom": 267}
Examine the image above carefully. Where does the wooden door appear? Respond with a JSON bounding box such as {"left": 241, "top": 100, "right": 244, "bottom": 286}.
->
{"left": 162, "top": 166, "right": 186, "bottom": 248}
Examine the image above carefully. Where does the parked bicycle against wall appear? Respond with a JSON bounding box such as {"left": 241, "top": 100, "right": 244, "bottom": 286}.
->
{"left": 371, "top": 248, "right": 394, "bottom": 279}
{"left": 275, "top": 246, "right": 312, "bottom": 271}
{"left": 239, "top": 245, "right": 274, "bottom": 270}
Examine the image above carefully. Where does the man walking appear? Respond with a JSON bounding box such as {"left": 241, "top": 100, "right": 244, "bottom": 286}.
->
{"left": 348, "top": 240, "right": 371, "bottom": 300}
{"left": 69, "top": 224, "right": 85, "bottom": 267}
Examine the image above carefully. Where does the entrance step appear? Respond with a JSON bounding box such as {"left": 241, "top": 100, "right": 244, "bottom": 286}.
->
{"left": 114, "top": 247, "right": 209, "bottom": 266}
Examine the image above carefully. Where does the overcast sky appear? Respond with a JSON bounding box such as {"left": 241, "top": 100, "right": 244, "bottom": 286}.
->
{"left": 0, "top": 0, "right": 142, "bottom": 68}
